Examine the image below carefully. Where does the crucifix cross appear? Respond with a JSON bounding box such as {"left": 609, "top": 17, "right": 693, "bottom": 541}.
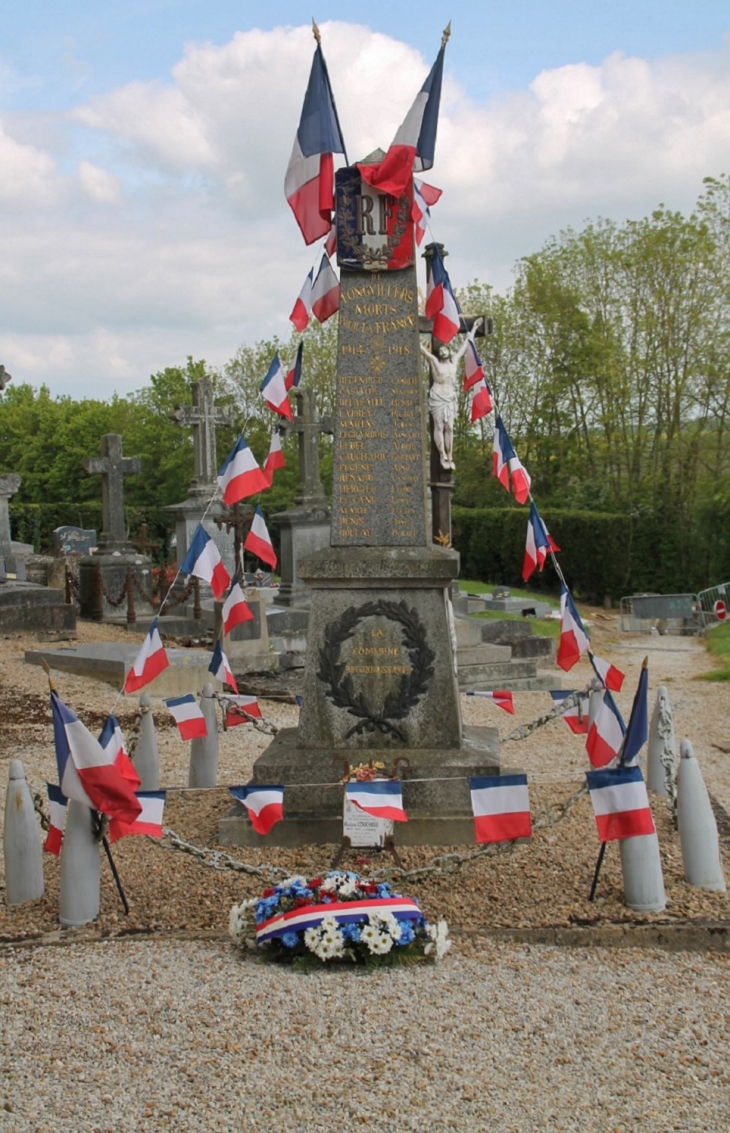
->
{"left": 83, "top": 433, "right": 141, "bottom": 552}
{"left": 171, "top": 377, "right": 236, "bottom": 496}
{"left": 280, "top": 387, "right": 334, "bottom": 508}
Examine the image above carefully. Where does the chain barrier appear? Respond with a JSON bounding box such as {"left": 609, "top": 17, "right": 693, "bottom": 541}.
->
{"left": 98, "top": 573, "right": 128, "bottom": 608}
{"left": 502, "top": 682, "right": 594, "bottom": 744}
{"left": 131, "top": 571, "right": 161, "bottom": 608}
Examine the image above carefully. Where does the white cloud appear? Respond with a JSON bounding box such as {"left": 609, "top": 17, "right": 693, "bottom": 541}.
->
{"left": 0, "top": 118, "right": 61, "bottom": 207}
{"left": 78, "top": 160, "right": 121, "bottom": 204}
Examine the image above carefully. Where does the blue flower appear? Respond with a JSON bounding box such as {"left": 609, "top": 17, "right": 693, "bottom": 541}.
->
{"left": 281, "top": 931, "right": 300, "bottom": 949}
{"left": 376, "top": 883, "right": 392, "bottom": 899}
{"left": 395, "top": 919, "right": 415, "bottom": 945}
{"left": 341, "top": 923, "right": 361, "bottom": 943}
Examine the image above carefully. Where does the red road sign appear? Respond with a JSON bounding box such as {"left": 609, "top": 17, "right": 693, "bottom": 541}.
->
{"left": 714, "top": 599, "right": 727, "bottom": 621}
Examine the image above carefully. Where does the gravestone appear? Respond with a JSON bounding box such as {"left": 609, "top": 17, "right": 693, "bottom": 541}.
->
{"left": 53, "top": 526, "right": 98, "bottom": 556}
{"left": 0, "top": 474, "right": 33, "bottom": 575}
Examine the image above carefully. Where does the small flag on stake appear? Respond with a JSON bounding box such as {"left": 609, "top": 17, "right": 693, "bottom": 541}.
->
{"left": 550, "top": 690, "right": 590, "bottom": 735}
{"left": 229, "top": 784, "right": 284, "bottom": 835}
{"left": 180, "top": 525, "right": 230, "bottom": 600}
{"left": 222, "top": 581, "right": 254, "bottom": 635}
{"left": 345, "top": 779, "right": 407, "bottom": 822}
{"left": 99, "top": 715, "right": 140, "bottom": 789}
{"left": 44, "top": 783, "right": 67, "bottom": 856}
{"left": 467, "top": 690, "right": 514, "bottom": 714}
{"left": 620, "top": 658, "right": 649, "bottom": 766}
{"left": 470, "top": 774, "right": 532, "bottom": 843}
{"left": 586, "top": 688, "right": 625, "bottom": 769}
{"left": 109, "top": 790, "right": 166, "bottom": 843}
{"left": 124, "top": 618, "right": 169, "bottom": 694}
{"left": 244, "top": 506, "right": 277, "bottom": 569}
{"left": 165, "top": 694, "right": 208, "bottom": 741}
{"left": 586, "top": 765, "right": 655, "bottom": 842}
{"left": 209, "top": 640, "right": 237, "bottom": 693}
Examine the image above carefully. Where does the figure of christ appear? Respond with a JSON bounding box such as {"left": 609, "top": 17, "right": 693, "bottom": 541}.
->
{"left": 419, "top": 317, "right": 483, "bottom": 470}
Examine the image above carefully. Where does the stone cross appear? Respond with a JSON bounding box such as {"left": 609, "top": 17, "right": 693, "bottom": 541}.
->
{"left": 171, "top": 377, "right": 236, "bottom": 498}
{"left": 0, "top": 473, "right": 21, "bottom": 564}
{"left": 83, "top": 434, "right": 140, "bottom": 553}
{"left": 281, "top": 387, "right": 333, "bottom": 508}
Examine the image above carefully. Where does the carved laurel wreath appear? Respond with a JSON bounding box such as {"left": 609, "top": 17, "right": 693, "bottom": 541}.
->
{"left": 337, "top": 179, "right": 412, "bottom": 269}
{"left": 317, "top": 599, "right": 435, "bottom": 743}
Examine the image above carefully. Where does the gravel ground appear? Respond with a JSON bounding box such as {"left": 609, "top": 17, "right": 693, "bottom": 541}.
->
{"left": 1, "top": 612, "right": 730, "bottom": 1131}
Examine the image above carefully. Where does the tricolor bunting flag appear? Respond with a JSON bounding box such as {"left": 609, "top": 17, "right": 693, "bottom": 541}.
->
{"left": 208, "top": 640, "right": 238, "bottom": 693}
{"left": 470, "top": 377, "right": 493, "bottom": 423}
{"left": 523, "top": 501, "right": 560, "bottom": 582}
{"left": 311, "top": 253, "right": 339, "bottom": 323}
{"left": 492, "top": 416, "right": 531, "bottom": 505}
{"left": 586, "top": 765, "right": 655, "bottom": 842}
{"left": 263, "top": 426, "right": 286, "bottom": 486}
{"left": 470, "top": 774, "right": 532, "bottom": 843}
{"left": 586, "top": 688, "right": 625, "bottom": 769}
{"left": 99, "top": 715, "right": 140, "bottom": 790}
{"left": 324, "top": 222, "right": 337, "bottom": 257}
{"left": 285, "top": 43, "right": 346, "bottom": 245}
{"left": 180, "top": 525, "right": 230, "bottom": 600}
{"left": 412, "top": 177, "right": 442, "bottom": 245}
{"left": 164, "top": 694, "right": 208, "bottom": 741}
{"left": 345, "top": 779, "right": 407, "bottom": 822}
{"left": 549, "top": 690, "right": 590, "bottom": 735}
{"left": 244, "top": 506, "right": 277, "bottom": 569}
{"left": 467, "top": 689, "right": 515, "bottom": 714}
{"left": 124, "top": 618, "right": 169, "bottom": 694}
{"left": 289, "top": 268, "right": 314, "bottom": 331}
{"left": 463, "top": 331, "right": 485, "bottom": 391}
{"left": 285, "top": 341, "right": 304, "bottom": 391}
{"left": 556, "top": 585, "right": 591, "bottom": 672}
{"left": 222, "top": 581, "right": 254, "bottom": 635}
{"left": 109, "top": 790, "right": 166, "bottom": 843}
{"left": 51, "top": 691, "right": 142, "bottom": 823}
{"left": 260, "top": 352, "right": 293, "bottom": 421}
{"left": 44, "top": 782, "right": 67, "bottom": 856}
{"left": 620, "top": 660, "right": 649, "bottom": 766}
{"left": 357, "top": 41, "right": 446, "bottom": 199}
{"left": 425, "top": 245, "right": 460, "bottom": 344}
{"left": 229, "top": 784, "right": 284, "bottom": 835}
{"left": 217, "top": 435, "right": 269, "bottom": 506}
{"left": 589, "top": 652, "right": 625, "bottom": 693}
{"left": 223, "top": 695, "right": 262, "bottom": 727}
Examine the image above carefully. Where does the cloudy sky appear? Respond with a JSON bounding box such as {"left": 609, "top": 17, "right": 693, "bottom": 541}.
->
{"left": 1, "top": 1, "right": 729, "bottom": 399}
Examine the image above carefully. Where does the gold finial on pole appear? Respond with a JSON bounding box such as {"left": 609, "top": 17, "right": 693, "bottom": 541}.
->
{"left": 312, "top": 18, "right": 321, "bottom": 44}
{"left": 441, "top": 21, "right": 452, "bottom": 47}
{"left": 41, "top": 657, "right": 57, "bottom": 693}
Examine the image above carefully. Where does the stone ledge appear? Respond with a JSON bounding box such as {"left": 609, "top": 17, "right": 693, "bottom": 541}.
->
{"left": 299, "top": 545, "right": 459, "bottom": 585}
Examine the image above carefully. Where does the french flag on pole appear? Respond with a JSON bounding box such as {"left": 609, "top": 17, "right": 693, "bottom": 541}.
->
{"left": 99, "top": 715, "right": 140, "bottom": 789}
{"left": 590, "top": 652, "right": 625, "bottom": 693}
{"left": 109, "top": 790, "right": 166, "bottom": 843}
{"left": 523, "top": 501, "right": 559, "bottom": 582}
{"left": 260, "top": 352, "right": 293, "bottom": 421}
{"left": 311, "top": 253, "right": 339, "bottom": 324}
{"left": 223, "top": 695, "right": 262, "bottom": 727}
{"left": 550, "top": 690, "right": 590, "bottom": 735}
{"left": 285, "top": 341, "right": 304, "bottom": 391}
{"left": 244, "top": 506, "right": 277, "bottom": 569}
{"left": 165, "top": 694, "right": 208, "bottom": 741}
{"left": 180, "top": 524, "right": 230, "bottom": 600}
{"left": 470, "top": 774, "right": 532, "bottom": 843}
{"left": 285, "top": 43, "right": 346, "bottom": 245}
{"left": 209, "top": 640, "right": 237, "bottom": 693}
{"left": 263, "top": 427, "right": 286, "bottom": 487}
{"left": 586, "top": 688, "right": 625, "bottom": 768}
{"left": 412, "top": 178, "right": 442, "bottom": 246}
{"left": 556, "top": 585, "right": 591, "bottom": 672}
{"left": 217, "top": 435, "right": 269, "bottom": 506}
{"left": 470, "top": 378, "right": 493, "bottom": 423}
{"left": 124, "top": 619, "right": 169, "bottom": 694}
{"left": 290, "top": 268, "right": 314, "bottom": 331}
{"left": 51, "top": 691, "right": 142, "bottom": 823}
{"left": 345, "top": 779, "right": 407, "bottom": 822}
{"left": 44, "top": 782, "right": 67, "bottom": 856}
{"left": 425, "top": 245, "right": 460, "bottom": 344}
{"left": 467, "top": 690, "right": 515, "bottom": 714}
{"left": 492, "top": 416, "right": 531, "bottom": 505}
{"left": 229, "top": 784, "right": 284, "bottom": 836}
{"left": 357, "top": 40, "right": 446, "bottom": 200}
{"left": 586, "top": 765, "right": 655, "bottom": 842}
{"left": 222, "top": 581, "right": 254, "bottom": 635}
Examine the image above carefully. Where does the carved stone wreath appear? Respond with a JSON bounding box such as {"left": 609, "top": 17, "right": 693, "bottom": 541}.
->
{"left": 317, "top": 599, "right": 436, "bottom": 743}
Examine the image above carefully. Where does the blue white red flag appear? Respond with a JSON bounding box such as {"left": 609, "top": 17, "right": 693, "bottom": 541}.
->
{"left": 586, "top": 688, "right": 625, "bottom": 768}
{"left": 99, "top": 715, "right": 140, "bottom": 790}
{"left": 285, "top": 342, "right": 304, "bottom": 391}
{"left": 523, "top": 501, "right": 559, "bottom": 581}
{"left": 217, "top": 435, "right": 269, "bottom": 506}
{"left": 229, "top": 784, "right": 284, "bottom": 835}
{"left": 470, "top": 774, "right": 532, "bottom": 843}
{"left": 285, "top": 44, "right": 346, "bottom": 245}
{"left": 311, "top": 253, "right": 339, "bottom": 323}
{"left": 223, "top": 695, "right": 262, "bottom": 727}
{"left": 556, "top": 585, "right": 590, "bottom": 671}
{"left": 109, "top": 790, "right": 166, "bottom": 843}
{"left": 260, "top": 352, "right": 293, "bottom": 421}
{"left": 425, "top": 245, "right": 460, "bottom": 344}
{"left": 550, "top": 690, "right": 590, "bottom": 735}
{"left": 44, "top": 782, "right": 67, "bottom": 856}
{"left": 51, "top": 691, "right": 142, "bottom": 823}
{"left": 620, "top": 660, "right": 648, "bottom": 766}
{"left": 209, "top": 640, "right": 237, "bottom": 693}
{"left": 244, "top": 506, "right": 277, "bottom": 569}
{"left": 164, "top": 694, "right": 208, "bottom": 741}
{"left": 289, "top": 268, "right": 314, "bottom": 331}
{"left": 412, "top": 177, "right": 442, "bottom": 245}
{"left": 492, "top": 416, "right": 531, "bottom": 504}
{"left": 467, "top": 690, "right": 514, "bottom": 714}
{"left": 586, "top": 765, "right": 655, "bottom": 842}
{"left": 463, "top": 331, "right": 485, "bottom": 391}
{"left": 470, "top": 378, "right": 492, "bottom": 423}
{"left": 263, "top": 426, "right": 286, "bottom": 487}
{"left": 124, "top": 618, "right": 169, "bottom": 694}
{"left": 222, "top": 581, "right": 254, "bottom": 636}
{"left": 180, "top": 524, "right": 230, "bottom": 600}
{"left": 345, "top": 779, "right": 407, "bottom": 822}
{"left": 357, "top": 42, "right": 446, "bottom": 199}
{"left": 589, "top": 652, "right": 625, "bottom": 693}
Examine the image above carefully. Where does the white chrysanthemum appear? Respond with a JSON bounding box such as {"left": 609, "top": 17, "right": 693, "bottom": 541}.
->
{"left": 425, "top": 920, "right": 451, "bottom": 960}
{"left": 304, "top": 927, "right": 321, "bottom": 950}
{"left": 370, "top": 933, "right": 393, "bottom": 955}
{"left": 337, "top": 882, "right": 358, "bottom": 898}
{"left": 228, "top": 900, "right": 256, "bottom": 946}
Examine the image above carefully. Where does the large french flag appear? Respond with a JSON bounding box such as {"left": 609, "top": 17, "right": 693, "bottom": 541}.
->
{"left": 44, "top": 782, "right": 67, "bottom": 856}
{"left": 263, "top": 427, "right": 286, "bottom": 487}
{"left": 285, "top": 43, "right": 346, "bottom": 245}
{"left": 311, "top": 253, "right": 339, "bottom": 323}
{"left": 222, "top": 581, "right": 254, "bottom": 635}
{"left": 357, "top": 42, "right": 446, "bottom": 200}
{"left": 244, "top": 506, "right": 277, "bottom": 569}
{"left": 425, "top": 245, "right": 460, "bottom": 344}
{"left": 586, "top": 688, "right": 625, "bottom": 768}
{"left": 345, "top": 779, "right": 407, "bottom": 822}
{"left": 260, "top": 352, "right": 293, "bottom": 421}
{"left": 217, "top": 435, "right": 269, "bottom": 506}
{"left": 229, "top": 784, "right": 284, "bottom": 835}
{"left": 109, "top": 790, "right": 166, "bottom": 843}
{"left": 550, "top": 690, "right": 590, "bottom": 735}
{"left": 124, "top": 618, "right": 169, "bottom": 694}
{"left": 289, "top": 268, "right": 314, "bottom": 331}
{"left": 285, "top": 342, "right": 304, "bottom": 391}
{"left": 180, "top": 524, "right": 230, "bottom": 600}
{"left": 165, "top": 694, "right": 208, "bottom": 741}
{"left": 556, "top": 585, "right": 591, "bottom": 671}
{"left": 467, "top": 689, "right": 514, "bottom": 714}
{"left": 470, "top": 378, "right": 493, "bottom": 423}
{"left": 223, "top": 695, "right": 262, "bottom": 727}
{"left": 412, "top": 177, "right": 442, "bottom": 246}
{"left": 99, "top": 715, "right": 140, "bottom": 790}
{"left": 470, "top": 774, "right": 532, "bottom": 843}
{"left": 586, "top": 765, "right": 655, "bottom": 842}
{"left": 590, "top": 652, "right": 625, "bottom": 693}
{"left": 523, "top": 501, "right": 559, "bottom": 581}
{"left": 209, "top": 640, "right": 237, "bottom": 693}
{"left": 51, "top": 691, "right": 142, "bottom": 823}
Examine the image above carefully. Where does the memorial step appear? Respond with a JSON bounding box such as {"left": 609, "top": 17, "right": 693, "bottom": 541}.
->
{"left": 456, "top": 644, "right": 514, "bottom": 666}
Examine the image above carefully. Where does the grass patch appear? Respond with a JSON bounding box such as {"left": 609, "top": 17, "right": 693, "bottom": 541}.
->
{"left": 459, "top": 578, "right": 560, "bottom": 608}
{"left": 473, "top": 610, "right": 561, "bottom": 639}
{"left": 698, "top": 622, "right": 730, "bottom": 681}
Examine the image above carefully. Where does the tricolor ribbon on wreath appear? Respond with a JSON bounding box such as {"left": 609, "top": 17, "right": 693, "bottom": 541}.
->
{"left": 255, "top": 897, "right": 424, "bottom": 944}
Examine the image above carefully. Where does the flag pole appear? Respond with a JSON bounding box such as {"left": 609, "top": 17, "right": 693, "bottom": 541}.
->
{"left": 588, "top": 841, "right": 608, "bottom": 901}
{"left": 312, "top": 18, "right": 349, "bottom": 166}
{"left": 100, "top": 827, "right": 130, "bottom": 915}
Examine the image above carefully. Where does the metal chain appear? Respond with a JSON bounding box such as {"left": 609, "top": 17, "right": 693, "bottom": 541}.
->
{"left": 502, "top": 682, "right": 594, "bottom": 743}
{"left": 98, "top": 574, "right": 128, "bottom": 608}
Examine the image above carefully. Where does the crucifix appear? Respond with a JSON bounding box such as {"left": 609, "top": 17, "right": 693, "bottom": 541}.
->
{"left": 83, "top": 434, "right": 141, "bottom": 553}
{"left": 280, "top": 387, "right": 334, "bottom": 509}
{"left": 171, "top": 377, "right": 236, "bottom": 498}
